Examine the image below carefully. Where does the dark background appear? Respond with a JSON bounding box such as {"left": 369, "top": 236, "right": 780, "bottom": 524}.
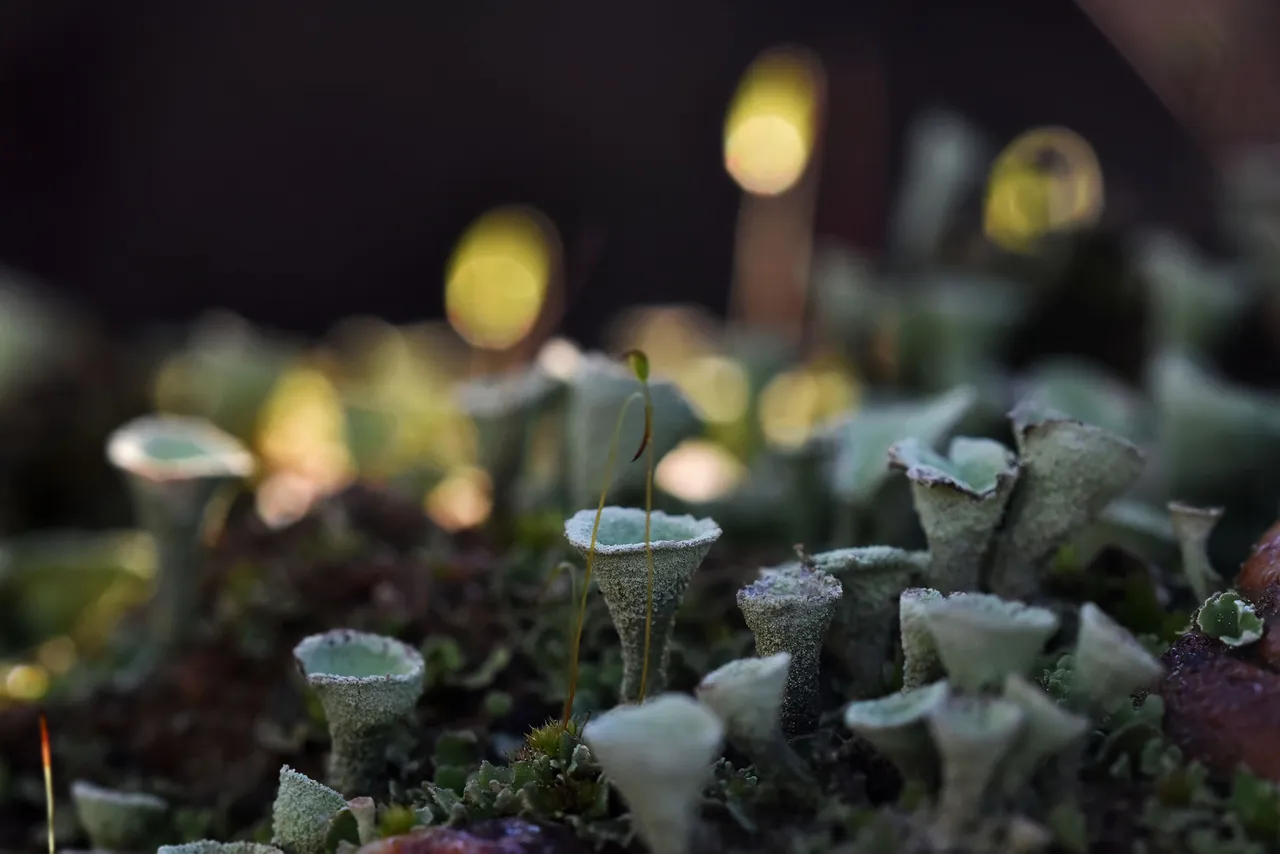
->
{"left": 0, "top": 0, "right": 1211, "bottom": 344}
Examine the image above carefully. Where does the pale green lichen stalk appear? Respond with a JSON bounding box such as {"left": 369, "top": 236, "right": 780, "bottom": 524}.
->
{"left": 71, "top": 780, "right": 169, "bottom": 852}
{"left": 292, "top": 630, "right": 426, "bottom": 796}
{"left": 582, "top": 693, "right": 725, "bottom": 854}
{"left": 563, "top": 506, "right": 722, "bottom": 702}
{"left": 926, "top": 696, "right": 1027, "bottom": 849}
{"left": 271, "top": 766, "right": 347, "bottom": 854}
{"left": 889, "top": 436, "right": 1019, "bottom": 592}
{"left": 810, "top": 546, "right": 929, "bottom": 697}
{"left": 737, "top": 563, "right": 842, "bottom": 734}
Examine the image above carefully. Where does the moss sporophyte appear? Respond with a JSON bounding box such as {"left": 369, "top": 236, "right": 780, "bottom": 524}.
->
{"left": 560, "top": 350, "right": 721, "bottom": 719}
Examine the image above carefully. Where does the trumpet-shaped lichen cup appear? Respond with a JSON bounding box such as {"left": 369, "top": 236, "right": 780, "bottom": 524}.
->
{"left": 889, "top": 436, "right": 1019, "bottom": 592}
{"left": 583, "top": 693, "right": 725, "bottom": 854}
{"left": 106, "top": 415, "right": 255, "bottom": 670}
{"left": 70, "top": 780, "right": 169, "bottom": 852}
{"left": 737, "top": 564, "right": 842, "bottom": 734}
{"left": 696, "top": 652, "right": 814, "bottom": 790}
{"left": 293, "top": 630, "right": 425, "bottom": 796}
{"left": 271, "top": 765, "right": 348, "bottom": 854}
{"left": 564, "top": 506, "right": 721, "bottom": 702}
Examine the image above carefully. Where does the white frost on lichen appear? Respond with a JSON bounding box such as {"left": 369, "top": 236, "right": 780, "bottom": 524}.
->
{"left": 564, "top": 506, "right": 721, "bottom": 701}
{"left": 583, "top": 693, "right": 724, "bottom": 854}
{"left": 293, "top": 630, "right": 425, "bottom": 795}
{"left": 924, "top": 593, "right": 1059, "bottom": 692}
{"left": 889, "top": 436, "right": 1019, "bottom": 592}
{"left": 71, "top": 780, "right": 168, "bottom": 852}
{"left": 737, "top": 564, "right": 842, "bottom": 733}
{"left": 987, "top": 401, "right": 1144, "bottom": 598}
{"left": 1070, "top": 603, "right": 1164, "bottom": 716}
{"left": 271, "top": 765, "right": 347, "bottom": 854}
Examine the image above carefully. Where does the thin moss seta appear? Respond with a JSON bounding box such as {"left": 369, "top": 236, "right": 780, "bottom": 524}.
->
{"left": 624, "top": 349, "right": 657, "bottom": 703}
{"left": 561, "top": 387, "right": 645, "bottom": 728}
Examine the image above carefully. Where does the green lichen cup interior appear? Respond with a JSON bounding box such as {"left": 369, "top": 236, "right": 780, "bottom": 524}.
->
{"left": 295, "top": 631, "right": 421, "bottom": 680}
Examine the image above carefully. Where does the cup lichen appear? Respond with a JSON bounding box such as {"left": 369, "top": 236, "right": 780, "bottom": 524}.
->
{"left": 271, "top": 765, "right": 348, "bottom": 854}
{"left": 842, "top": 679, "right": 950, "bottom": 786}
{"left": 695, "top": 652, "right": 814, "bottom": 790}
{"left": 899, "top": 587, "right": 945, "bottom": 690}
{"left": 987, "top": 401, "right": 1144, "bottom": 598}
{"left": 582, "top": 693, "right": 725, "bottom": 854}
{"left": 292, "top": 629, "right": 426, "bottom": 796}
{"left": 1168, "top": 501, "right": 1226, "bottom": 603}
{"left": 70, "top": 780, "right": 169, "bottom": 852}
{"left": 106, "top": 414, "right": 255, "bottom": 672}
{"left": 888, "top": 436, "right": 1019, "bottom": 592}
{"left": 809, "top": 546, "right": 929, "bottom": 698}
{"left": 923, "top": 593, "right": 1060, "bottom": 693}
{"left": 563, "top": 506, "right": 721, "bottom": 702}
{"left": 926, "top": 696, "right": 1027, "bottom": 849}
{"left": 1069, "top": 603, "right": 1165, "bottom": 716}
{"left": 737, "top": 563, "right": 842, "bottom": 734}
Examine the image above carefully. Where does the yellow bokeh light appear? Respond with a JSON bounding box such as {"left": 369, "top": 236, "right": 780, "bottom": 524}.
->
{"left": 445, "top": 207, "right": 555, "bottom": 351}
{"left": 675, "top": 355, "right": 750, "bottom": 424}
{"left": 984, "top": 127, "right": 1104, "bottom": 254}
{"left": 4, "top": 664, "right": 49, "bottom": 702}
{"left": 255, "top": 365, "right": 354, "bottom": 493}
{"left": 655, "top": 438, "right": 747, "bottom": 504}
{"left": 536, "top": 336, "right": 582, "bottom": 381}
{"left": 724, "top": 48, "right": 821, "bottom": 196}
{"left": 424, "top": 466, "right": 493, "bottom": 532}
{"left": 758, "top": 362, "right": 860, "bottom": 448}
{"left": 36, "top": 637, "right": 77, "bottom": 675}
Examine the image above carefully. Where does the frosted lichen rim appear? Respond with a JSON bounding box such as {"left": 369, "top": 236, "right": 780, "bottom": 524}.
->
{"left": 737, "top": 564, "right": 842, "bottom": 605}
{"left": 926, "top": 592, "right": 1060, "bottom": 632}
{"left": 293, "top": 629, "right": 425, "bottom": 686}
{"left": 563, "top": 506, "right": 722, "bottom": 555}
{"left": 70, "top": 780, "right": 168, "bottom": 811}
{"left": 107, "top": 415, "right": 255, "bottom": 482}
{"left": 843, "top": 680, "right": 950, "bottom": 730}
{"left": 888, "top": 436, "right": 1018, "bottom": 498}
{"left": 455, "top": 363, "right": 560, "bottom": 417}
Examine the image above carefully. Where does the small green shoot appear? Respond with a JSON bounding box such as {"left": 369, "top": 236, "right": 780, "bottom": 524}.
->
{"left": 561, "top": 385, "right": 644, "bottom": 727}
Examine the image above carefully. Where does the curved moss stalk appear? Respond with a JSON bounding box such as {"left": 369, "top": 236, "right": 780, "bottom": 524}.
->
{"left": 625, "top": 349, "right": 659, "bottom": 702}
{"left": 562, "top": 351, "right": 656, "bottom": 725}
